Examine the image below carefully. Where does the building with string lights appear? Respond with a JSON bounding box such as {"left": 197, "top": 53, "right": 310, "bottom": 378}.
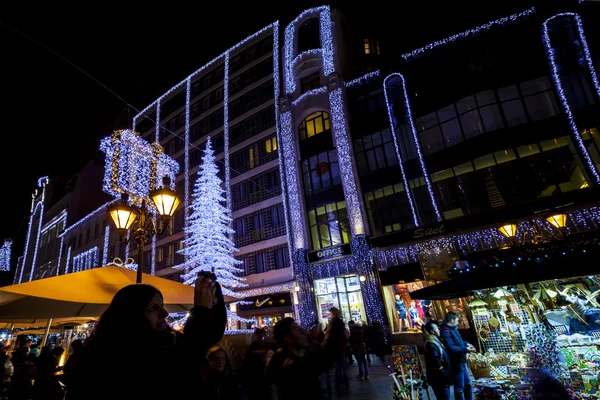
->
{"left": 14, "top": 1, "right": 600, "bottom": 338}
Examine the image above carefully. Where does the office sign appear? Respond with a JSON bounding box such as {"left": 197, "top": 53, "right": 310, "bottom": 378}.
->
{"left": 307, "top": 243, "right": 352, "bottom": 263}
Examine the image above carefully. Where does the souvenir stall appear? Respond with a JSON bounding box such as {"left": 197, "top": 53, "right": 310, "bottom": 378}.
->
{"left": 411, "top": 228, "right": 600, "bottom": 399}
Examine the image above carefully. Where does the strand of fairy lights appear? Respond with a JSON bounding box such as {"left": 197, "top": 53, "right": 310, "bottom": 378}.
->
{"left": 0, "top": 240, "right": 12, "bottom": 272}
{"left": 28, "top": 201, "right": 45, "bottom": 282}
{"left": 72, "top": 247, "right": 99, "bottom": 272}
{"left": 64, "top": 246, "right": 72, "bottom": 274}
{"left": 184, "top": 78, "right": 191, "bottom": 264}
{"left": 390, "top": 73, "right": 442, "bottom": 221}
{"left": 401, "top": 7, "right": 536, "bottom": 60}
{"left": 291, "top": 86, "right": 328, "bottom": 106}
{"left": 271, "top": 21, "right": 293, "bottom": 271}
{"left": 102, "top": 225, "right": 110, "bottom": 266}
{"left": 383, "top": 75, "right": 420, "bottom": 227}
{"left": 56, "top": 237, "right": 64, "bottom": 275}
{"left": 328, "top": 87, "right": 365, "bottom": 235}
{"left": 59, "top": 201, "right": 116, "bottom": 238}
{"left": 283, "top": 6, "right": 333, "bottom": 94}
{"left": 19, "top": 201, "right": 42, "bottom": 283}
{"left": 542, "top": 13, "right": 600, "bottom": 184}
{"left": 224, "top": 51, "right": 232, "bottom": 213}
{"left": 345, "top": 70, "right": 381, "bottom": 88}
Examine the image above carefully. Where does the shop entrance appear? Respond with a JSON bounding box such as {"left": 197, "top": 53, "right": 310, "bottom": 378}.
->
{"left": 315, "top": 275, "right": 366, "bottom": 327}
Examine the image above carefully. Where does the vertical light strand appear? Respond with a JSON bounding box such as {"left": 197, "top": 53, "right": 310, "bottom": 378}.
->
{"left": 383, "top": 74, "right": 420, "bottom": 227}
{"left": 19, "top": 201, "right": 40, "bottom": 283}
{"left": 319, "top": 7, "right": 335, "bottom": 76}
{"left": 272, "top": 22, "right": 293, "bottom": 267}
{"left": 56, "top": 237, "right": 64, "bottom": 275}
{"left": 397, "top": 73, "right": 442, "bottom": 221}
{"left": 150, "top": 101, "right": 161, "bottom": 274}
{"left": 327, "top": 88, "right": 365, "bottom": 235}
{"left": 65, "top": 246, "right": 72, "bottom": 274}
{"left": 224, "top": 51, "right": 231, "bottom": 214}
{"left": 542, "top": 13, "right": 600, "bottom": 184}
{"left": 280, "top": 111, "right": 305, "bottom": 250}
{"left": 184, "top": 78, "right": 191, "bottom": 266}
{"left": 28, "top": 201, "right": 45, "bottom": 282}
{"left": 102, "top": 225, "right": 110, "bottom": 266}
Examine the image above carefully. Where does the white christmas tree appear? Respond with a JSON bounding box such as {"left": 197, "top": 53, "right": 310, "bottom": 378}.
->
{"left": 178, "top": 136, "right": 245, "bottom": 296}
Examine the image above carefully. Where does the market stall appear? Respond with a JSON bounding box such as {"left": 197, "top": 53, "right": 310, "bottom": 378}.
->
{"left": 411, "top": 231, "right": 600, "bottom": 399}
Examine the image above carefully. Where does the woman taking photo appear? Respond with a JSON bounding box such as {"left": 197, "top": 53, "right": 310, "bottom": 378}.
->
{"left": 69, "top": 274, "right": 226, "bottom": 400}
{"left": 423, "top": 321, "right": 452, "bottom": 400}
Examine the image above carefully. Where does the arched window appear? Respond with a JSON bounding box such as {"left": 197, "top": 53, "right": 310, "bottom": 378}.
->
{"left": 299, "top": 111, "right": 331, "bottom": 140}
{"left": 297, "top": 17, "right": 321, "bottom": 53}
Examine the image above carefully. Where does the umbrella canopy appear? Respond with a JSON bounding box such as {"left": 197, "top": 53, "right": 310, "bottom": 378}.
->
{"left": 0, "top": 318, "right": 97, "bottom": 329}
{"left": 0, "top": 266, "right": 194, "bottom": 320}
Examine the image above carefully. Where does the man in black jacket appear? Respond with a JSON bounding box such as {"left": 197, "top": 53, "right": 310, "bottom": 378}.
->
{"left": 440, "top": 312, "right": 475, "bottom": 400}
{"left": 266, "top": 318, "right": 334, "bottom": 400}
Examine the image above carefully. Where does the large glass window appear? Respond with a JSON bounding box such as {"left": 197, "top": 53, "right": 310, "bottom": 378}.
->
{"left": 308, "top": 201, "right": 350, "bottom": 250}
{"left": 429, "top": 135, "right": 589, "bottom": 219}
{"left": 315, "top": 275, "right": 366, "bottom": 327}
{"left": 299, "top": 112, "right": 331, "bottom": 140}
{"left": 364, "top": 183, "right": 410, "bottom": 235}
{"left": 301, "top": 150, "right": 341, "bottom": 193}
{"left": 354, "top": 129, "right": 398, "bottom": 175}
{"left": 416, "top": 76, "right": 560, "bottom": 155}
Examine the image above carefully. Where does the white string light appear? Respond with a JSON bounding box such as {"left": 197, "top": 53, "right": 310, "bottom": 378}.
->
{"left": 291, "top": 86, "right": 327, "bottom": 106}
{"left": 280, "top": 111, "right": 305, "bottom": 250}
{"left": 328, "top": 87, "right": 365, "bottom": 235}
{"left": 19, "top": 201, "right": 42, "bottom": 283}
{"left": 56, "top": 237, "right": 64, "bottom": 276}
{"left": 401, "top": 7, "right": 536, "bottom": 60}
{"left": 385, "top": 73, "right": 442, "bottom": 221}
{"left": 64, "top": 246, "right": 72, "bottom": 274}
{"left": 28, "top": 201, "right": 45, "bottom": 282}
{"left": 283, "top": 6, "right": 332, "bottom": 94}
{"left": 60, "top": 201, "right": 115, "bottom": 238}
{"left": 102, "top": 225, "right": 110, "bottom": 266}
{"left": 234, "top": 281, "right": 296, "bottom": 298}
{"left": 0, "top": 240, "right": 12, "bottom": 272}
{"left": 345, "top": 70, "right": 381, "bottom": 88}
{"left": 542, "top": 12, "right": 600, "bottom": 184}
{"left": 71, "top": 247, "right": 99, "bottom": 272}
{"left": 383, "top": 74, "right": 420, "bottom": 227}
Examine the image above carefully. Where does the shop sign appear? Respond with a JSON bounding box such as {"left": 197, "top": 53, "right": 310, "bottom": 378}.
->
{"left": 413, "top": 224, "right": 445, "bottom": 239}
{"left": 307, "top": 243, "right": 352, "bottom": 263}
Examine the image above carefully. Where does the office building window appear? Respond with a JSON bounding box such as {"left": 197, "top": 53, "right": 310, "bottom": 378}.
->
{"left": 354, "top": 129, "right": 398, "bottom": 175}
{"left": 364, "top": 39, "right": 380, "bottom": 55}
{"left": 302, "top": 149, "right": 341, "bottom": 193}
{"left": 265, "top": 137, "right": 277, "bottom": 153}
{"left": 274, "top": 247, "right": 289, "bottom": 269}
{"left": 300, "top": 72, "right": 321, "bottom": 94}
{"left": 428, "top": 136, "right": 589, "bottom": 220}
{"left": 299, "top": 111, "right": 331, "bottom": 140}
{"left": 308, "top": 201, "right": 350, "bottom": 250}
{"left": 364, "top": 184, "right": 407, "bottom": 235}
{"left": 416, "top": 76, "right": 560, "bottom": 155}
{"left": 271, "top": 205, "right": 285, "bottom": 226}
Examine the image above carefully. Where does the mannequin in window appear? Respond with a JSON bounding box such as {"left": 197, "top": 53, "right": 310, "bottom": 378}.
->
{"left": 395, "top": 295, "right": 409, "bottom": 332}
{"left": 409, "top": 302, "right": 424, "bottom": 330}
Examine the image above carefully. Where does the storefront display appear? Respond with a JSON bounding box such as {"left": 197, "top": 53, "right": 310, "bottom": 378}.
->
{"left": 315, "top": 275, "right": 366, "bottom": 326}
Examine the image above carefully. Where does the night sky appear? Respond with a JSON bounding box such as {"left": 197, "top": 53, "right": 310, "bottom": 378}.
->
{"left": 1, "top": 1, "right": 529, "bottom": 276}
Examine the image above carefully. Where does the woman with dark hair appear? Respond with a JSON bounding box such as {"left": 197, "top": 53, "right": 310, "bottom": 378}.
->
{"left": 68, "top": 275, "right": 226, "bottom": 400}
{"left": 423, "top": 321, "right": 452, "bottom": 400}
{"left": 200, "top": 346, "right": 241, "bottom": 400}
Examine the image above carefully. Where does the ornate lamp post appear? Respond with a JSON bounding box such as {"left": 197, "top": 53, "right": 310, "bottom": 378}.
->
{"left": 107, "top": 180, "right": 181, "bottom": 283}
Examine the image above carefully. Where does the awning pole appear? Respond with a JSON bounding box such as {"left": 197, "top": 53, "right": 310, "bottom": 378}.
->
{"left": 40, "top": 318, "right": 52, "bottom": 347}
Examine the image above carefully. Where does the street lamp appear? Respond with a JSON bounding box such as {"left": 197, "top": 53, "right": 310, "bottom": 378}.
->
{"left": 107, "top": 180, "right": 181, "bottom": 283}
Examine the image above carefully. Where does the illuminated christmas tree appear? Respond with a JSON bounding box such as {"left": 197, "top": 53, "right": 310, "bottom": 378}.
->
{"left": 178, "top": 136, "right": 244, "bottom": 296}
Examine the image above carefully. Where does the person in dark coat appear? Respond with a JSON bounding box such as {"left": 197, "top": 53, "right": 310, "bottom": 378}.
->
{"left": 68, "top": 275, "right": 226, "bottom": 400}
{"left": 440, "top": 312, "right": 475, "bottom": 400}
{"left": 265, "top": 317, "right": 336, "bottom": 400}
{"left": 200, "top": 346, "right": 241, "bottom": 400}
{"left": 423, "top": 322, "right": 451, "bottom": 400}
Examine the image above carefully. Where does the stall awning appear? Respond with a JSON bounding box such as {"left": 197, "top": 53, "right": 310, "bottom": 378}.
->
{"left": 0, "top": 266, "right": 195, "bottom": 320}
{"left": 411, "top": 235, "right": 600, "bottom": 300}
